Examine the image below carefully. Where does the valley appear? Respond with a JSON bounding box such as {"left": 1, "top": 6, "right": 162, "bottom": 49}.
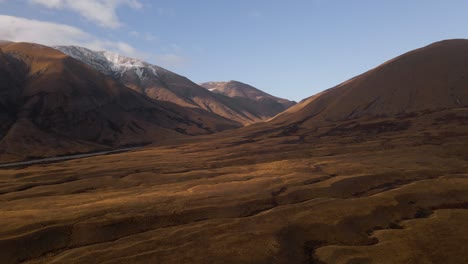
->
{"left": 1, "top": 38, "right": 468, "bottom": 264}
{"left": 1, "top": 106, "right": 467, "bottom": 263}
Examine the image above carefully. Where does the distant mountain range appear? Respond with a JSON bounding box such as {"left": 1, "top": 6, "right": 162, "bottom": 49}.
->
{"left": 3, "top": 39, "right": 468, "bottom": 162}
{"left": 200, "top": 81, "right": 296, "bottom": 119}
{"left": 0, "top": 42, "right": 294, "bottom": 162}
{"left": 55, "top": 46, "right": 294, "bottom": 125}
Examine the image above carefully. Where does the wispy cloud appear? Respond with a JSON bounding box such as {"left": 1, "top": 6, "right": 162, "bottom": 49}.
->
{"left": 153, "top": 43, "right": 188, "bottom": 68}
{"left": 154, "top": 53, "right": 188, "bottom": 68}
{"left": 128, "top": 31, "right": 158, "bottom": 42}
{"left": 28, "top": 0, "right": 142, "bottom": 28}
{"left": 0, "top": 15, "right": 139, "bottom": 57}
{"left": 0, "top": 15, "right": 189, "bottom": 69}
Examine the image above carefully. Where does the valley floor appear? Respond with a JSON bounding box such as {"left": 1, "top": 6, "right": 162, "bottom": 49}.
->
{"left": 1, "top": 110, "right": 468, "bottom": 263}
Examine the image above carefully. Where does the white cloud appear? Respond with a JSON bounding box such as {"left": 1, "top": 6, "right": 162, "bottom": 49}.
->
{"left": 0, "top": 15, "right": 189, "bottom": 68}
{"left": 144, "top": 32, "right": 158, "bottom": 42}
{"left": 28, "top": 0, "right": 142, "bottom": 28}
{"left": 170, "top": 43, "right": 182, "bottom": 53}
{"left": 128, "top": 31, "right": 158, "bottom": 42}
{"left": 0, "top": 15, "right": 89, "bottom": 45}
{"left": 0, "top": 15, "right": 139, "bottom": 57}
{"left": 154, "top": 53, "right": 188, "bottom": 68}
{"left": 128, "top": 30, "right": 140, "bottom": 37}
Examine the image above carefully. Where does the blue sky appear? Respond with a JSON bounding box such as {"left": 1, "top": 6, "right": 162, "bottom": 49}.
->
{"left": 1, "top": 0, "right": 468, "bottom": 101}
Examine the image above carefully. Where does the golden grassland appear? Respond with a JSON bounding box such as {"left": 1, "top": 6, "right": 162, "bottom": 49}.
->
{"left": 1, "top": 108, "right": 468, "bottom": 263}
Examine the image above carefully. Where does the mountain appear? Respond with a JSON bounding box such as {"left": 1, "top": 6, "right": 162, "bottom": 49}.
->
{"left": 258, "top": 39, "right": 468, "bottom": 136}
{"left": 0, "top": 42, "right": 239, "bottom": 162}
{"left": 2, "top": 40, "right": 468, "bottom": 264}
{"left": 200, "top": 81, "right": 296, "bottom": 119}
{"left": 55, "top": 46, "right": 284, "bottom": 124}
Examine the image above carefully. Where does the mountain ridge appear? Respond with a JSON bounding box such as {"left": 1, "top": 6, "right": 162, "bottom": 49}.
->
{"left": 55, "top": 46, "right": 293, "bottom": 124}
{"left": 0, "top": 41, "right": 240, "bottom": 162}
{"left": 270, "top": 39, "right": 468, "bottom": 127}
{"left": 200, "top": 80, "right": 296, "bottom": 119}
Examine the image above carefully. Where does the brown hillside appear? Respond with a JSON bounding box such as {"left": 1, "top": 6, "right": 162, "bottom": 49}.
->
{"left": 274, "top": 39, "right": 468, "bottom": 126}
{"left": 0, "top": 42, "right": 239, "bottom": 162}
{"left": 201, "top": 81, "right": 296, "bottom": 119}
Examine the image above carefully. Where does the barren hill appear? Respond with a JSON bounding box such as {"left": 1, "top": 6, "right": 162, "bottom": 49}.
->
{"left": 201, "top": 80, "right": 296, "bottom": 119}
{"left": 274, "top": 39, "right": 468, "bottom": 126}
{"left": 0, "top": 42, "right": 239, "bottom": 162}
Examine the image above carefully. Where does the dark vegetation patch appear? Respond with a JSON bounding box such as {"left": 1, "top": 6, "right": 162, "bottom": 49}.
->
{"left": 227, "top": 139, "right": 256, "bottom": 147}
{"left": 323, "top": 120, "right": 412, "bottom": 136}
{"left": 395, "top": 111, "right": 419, "bottom": 119}
{"left": 175, "top": 127, "right": 187, "bottom": 134}
{"left": 432, "top": 202, "right": 468, "bottom": 210}
{"left": 435, "top": 113, "right": 468, "bottom": 124}
{"left": 414, "top": 207, "right": 433, "bottom": 218}
{"left": 248, "top": 121, "right": 305, "bottom": 138}
{"left": 303, "top": 240, "right": 328, "bottom": 264}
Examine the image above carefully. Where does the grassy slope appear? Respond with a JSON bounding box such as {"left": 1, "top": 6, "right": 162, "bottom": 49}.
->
{"left": 0, "top": 107, "right": 467, "bottom": 263}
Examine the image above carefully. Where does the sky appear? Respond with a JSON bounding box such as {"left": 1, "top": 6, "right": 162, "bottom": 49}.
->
{"left": 1, "top": 0, "right": 468, "bottom": 101}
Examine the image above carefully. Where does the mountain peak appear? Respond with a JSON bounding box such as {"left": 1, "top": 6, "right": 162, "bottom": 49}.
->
{"left": 273, "top": 39, "right": 468, "bottom": 125}
{"left": 54, "top": 45, "right": 163, "bottom": 80}
{"left": 200, "top": 81, "right": 296, "bottom": 119}
{"left": 200, "top": 81, "right": 295, "bottom": 107}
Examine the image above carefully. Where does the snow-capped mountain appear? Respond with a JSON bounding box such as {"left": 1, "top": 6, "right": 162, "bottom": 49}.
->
{"left": 54, "top": 45, "right": 295, "bottom": 124}
{"left": 55, "top": 45, "right": 207, "bottom": 110}
{"left": 102, "top": 51, "right": 159, "bottom": 79}
{"left": 54, "top": 46, "right": 113, "bottom": 75}
{"left": 0, "top": 41, "right": 243, "bottom": 162}
{"left": 54, "top": 46, "right": 164, "bottom": 81}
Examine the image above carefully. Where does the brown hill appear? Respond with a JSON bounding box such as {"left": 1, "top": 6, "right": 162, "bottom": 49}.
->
{"left": 273, "top": 39, "right": 468, "bottom": 127}
{"left": 200, "top": 81, "right": 296, "bottom": 119}
{"left": 0, "top": 42, "right": 239, "bottom": 162}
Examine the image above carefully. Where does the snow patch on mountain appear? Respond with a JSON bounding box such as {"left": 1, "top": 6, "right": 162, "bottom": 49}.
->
{"left": 54, "top": 46, "right": 161, "bottom": 80}
{"left": 55, "top": 46, "right": 113, "bottom": 75}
